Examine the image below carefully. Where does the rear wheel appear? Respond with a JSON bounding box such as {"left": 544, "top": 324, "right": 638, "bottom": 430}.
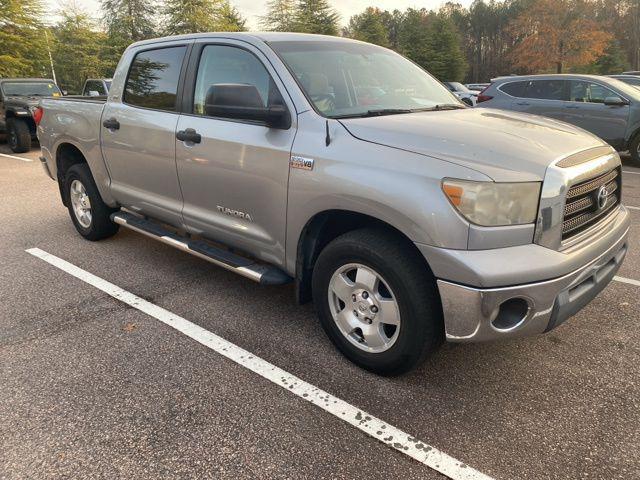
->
{"left": 65, "top": 163, "right": 119, "bottom": 241}
{"left": 312, "top": 229, "right": 443, "bottom": 375}
{"left": 7, "top": 118, "right": 31, "bottom": 153}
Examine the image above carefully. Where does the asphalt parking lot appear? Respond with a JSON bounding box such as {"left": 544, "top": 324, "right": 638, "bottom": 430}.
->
{"left": 1, "top": 143, "right": 639, "bottom": 480}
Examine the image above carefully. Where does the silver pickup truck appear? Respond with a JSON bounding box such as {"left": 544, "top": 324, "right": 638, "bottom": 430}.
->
{"left": 38, "top": 33, "right": 630, "bottom": 375}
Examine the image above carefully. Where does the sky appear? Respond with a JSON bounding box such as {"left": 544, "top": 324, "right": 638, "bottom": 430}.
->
{"left": 45, "top": 0, "right": 476, "bottom": 29}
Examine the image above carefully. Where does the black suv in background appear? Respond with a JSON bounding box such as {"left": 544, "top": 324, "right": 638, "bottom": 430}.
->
{"left": 0, "top": 78, "right": 62, "bottom": 153}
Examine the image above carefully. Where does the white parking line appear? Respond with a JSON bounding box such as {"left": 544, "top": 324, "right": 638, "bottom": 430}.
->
{"left": 625, "top": 205, "right": 640, "bottom": 211}
{"left": 623, "top": 170, "right": 640, "bottom": 175}
{"left": 25, "top": 247, "right": 493, "bottom": 480}
{"left": 0, "top": 152, "right": 33, "bottom": 162}
{"left": 614, "top": 276, "right": 640, "bottom": 287}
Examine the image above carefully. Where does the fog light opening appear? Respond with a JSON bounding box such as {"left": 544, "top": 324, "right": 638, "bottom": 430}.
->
{"left": 492, "top": 298, "right": 530, "bottom": 331}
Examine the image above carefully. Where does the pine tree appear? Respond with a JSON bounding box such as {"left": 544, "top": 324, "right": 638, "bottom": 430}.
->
{"left": 345, "top": 7, "right": 389, "bottom": 47}
{"left": 260, "top": 0, "right": 297, "bottom": 32}
{"left": 51, "top": 9, "right": 112, "bottom": 93}
{"left": 398, "top": 10, "right": 466, "bottom": 81}
{"left": 595, "top": 40, "right": 630, "bottom": 74}
{"left": 295, "top": 0, "right": 339, "bottom": 35}
{"left": 0, "top": 0, "right": 49, "bottom": 77}
{"left": 163, "top": 0, "right": 243, "bottom": 34}
{"left": 218, "top": 1, "right": 246, "bottom": 32}
{"left": 424, "top": 14, "right": 467, "bottom": 81}
{"left": 101, "top": 0, "right": 157, "bottom": 43}
{"left": 163, "top": 0, "right": 224, "bottom": 35}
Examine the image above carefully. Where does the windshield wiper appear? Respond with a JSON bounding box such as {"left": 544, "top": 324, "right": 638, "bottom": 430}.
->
{"left": 429, "top": 103, "right": 466, "bottom": 111}
{"left": 334, "top": 108, "right": 413, "bottom": 119}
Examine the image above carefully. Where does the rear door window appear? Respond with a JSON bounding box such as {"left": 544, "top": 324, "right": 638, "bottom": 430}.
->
{"left": 500, "top": 81, "right": 527, "bottom": 97}
{"left": 124, "top": 46, "right": 187, "bottom": 111}
{"left": 524, "top": 80, "right": 567, "bottom": 101}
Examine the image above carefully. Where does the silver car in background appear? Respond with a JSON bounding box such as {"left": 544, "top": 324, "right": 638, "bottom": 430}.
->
{"left": 477, "top": 74, "right": 640, "bottom": 163}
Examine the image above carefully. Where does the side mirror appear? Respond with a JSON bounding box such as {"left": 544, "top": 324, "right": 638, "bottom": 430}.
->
{"left": 205, "top": 84, "right": 291, "bottom": 129}
{"left": 62, "top": 90, "right": 68, "bottom": 96}
{"left": 604, "top": 96, "right": 629, "bottom": 106}
{"left": 88, "top": 90, "right": 100, "bottom": 97}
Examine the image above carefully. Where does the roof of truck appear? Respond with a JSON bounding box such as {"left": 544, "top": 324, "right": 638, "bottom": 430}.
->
{"left": 129, "top": 32, "right": 364, "bottom": 50}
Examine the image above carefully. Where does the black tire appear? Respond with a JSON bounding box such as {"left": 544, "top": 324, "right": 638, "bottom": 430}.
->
{"left": 312, "top": 229, "right": 443, "bottom": 376}
{"left": 64, "top": 163, "right": 119, "bottom": 241}
{"left": 630, "top": 134, "right": 640, "bottom": 165}
{"left": 7, "top": 118, "right": 31, "bottom": 153}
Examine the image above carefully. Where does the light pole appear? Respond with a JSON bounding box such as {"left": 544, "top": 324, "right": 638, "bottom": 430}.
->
{"left": 44, "top": 29, "right": 57, "bottom": 85}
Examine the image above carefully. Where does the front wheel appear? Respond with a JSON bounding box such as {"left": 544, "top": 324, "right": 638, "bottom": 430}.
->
{"left": 7, "top": 118, "right": 31, "bottom": 153}
{"left": 65, "top": 163, "right": 119, "bottom": 241}
{"left": 312, "top": 229, "right": 443, "bottom": 375}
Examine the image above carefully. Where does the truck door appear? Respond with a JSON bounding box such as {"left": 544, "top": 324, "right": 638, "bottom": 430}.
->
{"left": 511, "top": 79, "right": 569, "bottom": 122}
{"left": 100, "top": 42, "right": 190, "bottom": 227}
{"left": 564, "top": 80, "right": 629, "bottom": 149}
{"left": 174, "top": 40, "right": 297, "bottom": 267}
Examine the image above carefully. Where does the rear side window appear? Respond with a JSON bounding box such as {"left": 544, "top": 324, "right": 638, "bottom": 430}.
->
{"left": 500, "top": 81, "right": 527, "bottom": 97}
{"left": 524, "top": 80, "right": 567, "bottom": 101}
{"left": 84, "top": 81, "right": 105, "bottom": 95}
{"left": 124, "top": 46, "right": 187, "bottom": 111}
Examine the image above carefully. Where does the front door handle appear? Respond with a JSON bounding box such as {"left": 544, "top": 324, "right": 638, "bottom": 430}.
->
{"left": 176, "top": 128, "right": 201, "bottom": 144}
{"left": 102, "top": 117, "right": 120, "bottom": 130}
{"left": 515, "top": 102, "right": 530, "bottom": 106}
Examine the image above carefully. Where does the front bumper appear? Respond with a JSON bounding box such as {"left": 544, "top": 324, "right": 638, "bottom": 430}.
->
{"left": 421, "top": 207, "right": 630, "bottom": 342}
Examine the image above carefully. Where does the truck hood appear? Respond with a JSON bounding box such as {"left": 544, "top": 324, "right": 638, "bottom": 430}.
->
{"left": 339, "top": 108, "right": 609, "bottom": 182}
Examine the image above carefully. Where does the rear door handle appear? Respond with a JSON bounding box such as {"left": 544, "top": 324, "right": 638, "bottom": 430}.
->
{"left": 564, "top": 105, "right": 580, "bottom": 109}
{"left": 102, "top": 117, "right": 120, "bottom": 130}
{"left": 176, "top": 128, "right": 201, "bottom": 144}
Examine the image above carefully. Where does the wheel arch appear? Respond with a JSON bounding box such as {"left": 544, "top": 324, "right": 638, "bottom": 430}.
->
{"left": 294, "top": 209, "right": 434, "bottom": 304}
{"left": 56, "top": 142, "right": 89, "bottom": 207}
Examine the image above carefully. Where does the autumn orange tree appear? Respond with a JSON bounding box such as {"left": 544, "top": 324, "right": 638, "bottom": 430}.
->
{"left": 509, "top": 0, "right": 611, "bottom": 73}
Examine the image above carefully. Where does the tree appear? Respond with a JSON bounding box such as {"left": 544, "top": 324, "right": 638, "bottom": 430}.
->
{"left": 425, "top": 14, "right": 467, "bottom": 81}
{"left": 217, "top": 1, "right": 246, "bottom": 31}
{"left": 509, "top": 0, "right": 611, "bottom": 73}
{"left": 101, "top": 0, "right": 156, "bottom": 44}
{"left": 260, "top": 0, "right": 297, "bottom": 32}
{"left": 295, "top": 0, "right": 339, "bottom": 35}
{"left": 397, "top": 9, "right": 466, "bottom": 81}
{"left": 163, "top": 0, "right": 244, "bottom": 35}
{"left": 0, "top": 0, "right": 49, "bottom": 77}
{"left": 594, "top": 40, "right": 630, "bottom": 74}
{"left": 51, "top": 9, "right": 113, "bottom": 93}
{"left": 345, "top": 7, "right": 389, "bottom": 47}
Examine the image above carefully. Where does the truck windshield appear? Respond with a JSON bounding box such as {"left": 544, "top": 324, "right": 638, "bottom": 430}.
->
{"left": 269, "top": 40, "right": 461, "bottom": 118}
{"left": 2, "top": 82, "right": 62, "bottom": 97}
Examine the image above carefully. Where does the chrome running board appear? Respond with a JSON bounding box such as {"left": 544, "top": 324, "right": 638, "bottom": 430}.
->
{"left": 111, "top": 211, "right": 292, "bottom": 285}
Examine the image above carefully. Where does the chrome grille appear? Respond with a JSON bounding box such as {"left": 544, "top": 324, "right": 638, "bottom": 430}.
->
{"left": 562, "top": 168, "right": 621, "bottom": 240}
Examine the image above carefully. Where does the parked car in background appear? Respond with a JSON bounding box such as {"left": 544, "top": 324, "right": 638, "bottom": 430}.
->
{"left": 622, "top": 71, "right": 640, "bottom": 75}
{"left": 476, "top": 74, "right": 640, "bottom": 163}
{"left": 82, "top": 78, "right": 112, "bottom": 97}
{"left": 466, "top": 83, "right": 490, "bottom": 91}
{"left": 0, "top": 78, "right": 60, "bottom": 153}
{"left": 609, "top": 75, "right": 640, "bottom": 88}
{"left": 443, "top": 81, "right": 477, "bottom": 106}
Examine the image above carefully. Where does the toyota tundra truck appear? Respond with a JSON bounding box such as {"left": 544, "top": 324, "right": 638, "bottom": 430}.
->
{"left": 37, "top": 33, "right": 630, "bottom": 375}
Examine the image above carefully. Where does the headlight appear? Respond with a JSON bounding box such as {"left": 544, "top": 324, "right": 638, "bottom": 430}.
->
{"left": 442, "top": 179, "right": 541, "bottom": 226}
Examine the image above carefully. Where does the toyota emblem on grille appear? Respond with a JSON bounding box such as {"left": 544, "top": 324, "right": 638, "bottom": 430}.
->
{"left": 596, "top": 185, "right": 609, "bottom": 210}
